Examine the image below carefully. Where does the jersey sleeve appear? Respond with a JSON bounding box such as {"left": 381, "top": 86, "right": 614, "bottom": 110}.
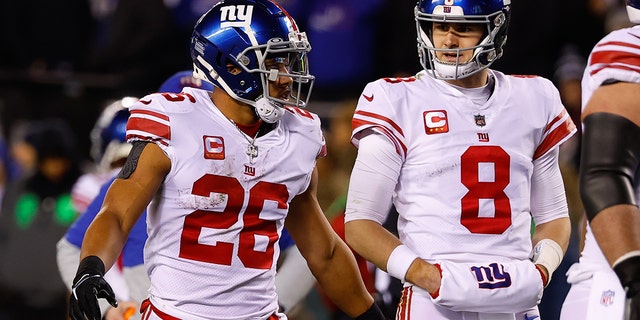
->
{"left": 532, "top": 79, "right": 577, "bottom": 160}
{"left": 126, "top": 94, "right": 172, "bottom": 148}
{"left": 351, "top": 80, "right": 407, "bottom": 160}
{"left": 284, "top": 106, "right": 327, "bottom": 159}
{"left": 584, "top": 28, "right": 640, "bottom": 87}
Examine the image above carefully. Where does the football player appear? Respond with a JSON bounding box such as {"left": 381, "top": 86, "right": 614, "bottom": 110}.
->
{"left": 344, "top": 0, "right": 575, "bottom": 319}
{"left": 67, "top": 0, "right": 385, "bottom": 319}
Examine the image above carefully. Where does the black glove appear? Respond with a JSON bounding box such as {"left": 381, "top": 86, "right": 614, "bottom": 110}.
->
{"left": 69, "top": 256, "right": 118, "bottom": 320}
{"left": 614, "top": 255, "right": 640, "bottom": 320}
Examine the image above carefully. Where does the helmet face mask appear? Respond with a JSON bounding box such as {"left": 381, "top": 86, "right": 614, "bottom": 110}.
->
{"left": 415, "top": 0, "right": 511, "bottom": 80}
{"left": 190, "top": 0, "right": 315, "bottom": 122}
{"left": 238, "top": 33, "right": 314, "bottom": 108}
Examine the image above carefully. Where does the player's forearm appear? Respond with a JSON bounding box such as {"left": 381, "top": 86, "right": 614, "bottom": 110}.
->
{"left": 345, "top": 219, "right": 441, "bottom": 294}
{"left": 531, "top": 217, "right": 570, "bottom": 283}
{"left": 532, "top": 217, "right": 571, "bottom": 252}
{"left": 80, "top": 211, "right": 129, "bottom": 271}
{"left": 310, "top": 238, "right": 374, "bottom": 317}
{"left": 590, "top": 205, "right": 640, "bottom": 266}
{"left": 345, "top": 219, "right": 401, "bottom": 269}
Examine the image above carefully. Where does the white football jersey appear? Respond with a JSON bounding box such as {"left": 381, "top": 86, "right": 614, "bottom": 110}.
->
{"left": 352, "top": 70, "right": 575, "bottom": 263}
{"left": 125, "top": 87, "right": 325, "bottom": 320}
{"left": 578, "top": 25, "right": 640, "bottom": 275}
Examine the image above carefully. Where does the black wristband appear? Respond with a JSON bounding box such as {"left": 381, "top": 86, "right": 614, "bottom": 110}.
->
{"left": 73, "top": 256, "right": 106, "bottom": 283}
{"left": 614, "top": 255, "right": 640, "bottom": 297}
{"left": 354, "top": 302, "right": 385, "bottom": 320}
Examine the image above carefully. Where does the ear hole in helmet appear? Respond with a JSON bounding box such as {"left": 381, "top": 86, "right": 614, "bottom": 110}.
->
{"left": 226, "top": 64, "right": 242, "bottom": 75}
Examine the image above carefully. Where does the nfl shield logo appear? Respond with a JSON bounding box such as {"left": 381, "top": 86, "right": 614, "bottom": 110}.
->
{"left": 474, "top": 114, "right": 486, "bottom": 127}
{"left": 600, "top": 290, "right": 615, "bottom": 306}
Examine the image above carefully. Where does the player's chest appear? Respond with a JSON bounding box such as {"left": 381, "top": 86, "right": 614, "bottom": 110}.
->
{"left": 169, "top": 124, "right": 315, "bottom": 189}
{"left": 402, "top": 103, "right": 539, "bottom": 160}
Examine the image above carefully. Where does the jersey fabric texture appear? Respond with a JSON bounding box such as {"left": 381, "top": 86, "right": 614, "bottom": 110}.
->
{"left": 350, "top": 70, "right": 575, "bottom": 263}
{"left": 125, "top": 87, "right": 325, "bottom": 320}
{"left": 348, "top": 69, "right": 575, "bottom": 317}
{"left": 561, "top": 25, "right": 640, "bottom": 320}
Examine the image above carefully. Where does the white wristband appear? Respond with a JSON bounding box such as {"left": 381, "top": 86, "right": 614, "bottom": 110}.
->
{"left": 386, "top": 245, "right": 419, "bottom": 282}
{"left": 530, "top": 239, "right": 563, "bottom": 283}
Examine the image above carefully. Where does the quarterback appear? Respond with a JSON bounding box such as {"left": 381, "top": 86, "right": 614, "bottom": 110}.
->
{"left": 345, "top": 0, "right": 576, "bottom": 319}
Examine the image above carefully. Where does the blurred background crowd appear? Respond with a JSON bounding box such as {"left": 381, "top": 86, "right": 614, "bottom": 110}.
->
{"left": 0, "top": 0, "right": 634, "bottom": 319}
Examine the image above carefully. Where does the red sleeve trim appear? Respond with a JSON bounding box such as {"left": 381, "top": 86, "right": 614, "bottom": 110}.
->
{"left": 533, "top": 117, "right": 576, "bottom": 160}
{"left": 352, "top": 119, "right": 407, "bottom": 158}
{"left": 353, "top": 110, "right": 404, "bottom": 137}
{"left": 126, "top": 117, "right": 171, "bottom": 140}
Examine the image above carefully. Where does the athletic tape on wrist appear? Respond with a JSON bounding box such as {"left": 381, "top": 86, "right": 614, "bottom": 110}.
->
{"left": 530, "top": 239, "right": 563, "bottom": 284}
{"left": 387, "top": 245, "right": 419, "bottom": 282}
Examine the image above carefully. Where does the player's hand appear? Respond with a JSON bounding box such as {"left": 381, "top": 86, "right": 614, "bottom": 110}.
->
{"left": 69, "top": 256, "right": 118, "bottom": 320}
{"left": 613, "top": 256, "right": 640, "bottom": 320}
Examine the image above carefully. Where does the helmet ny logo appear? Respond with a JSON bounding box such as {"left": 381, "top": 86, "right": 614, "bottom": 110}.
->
{"left": 220, "top": 5, "right": 254, "bottom": 28}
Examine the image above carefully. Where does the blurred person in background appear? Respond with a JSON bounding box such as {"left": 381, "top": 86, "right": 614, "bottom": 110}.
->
{"left": 315, "top": 99, "right": 359, "bottom": 211}
{"left": 0, "top": 118, "right": 83, "bottom": 319}
{"left": 71, "top": 97, "right": 138, "bottom": 214}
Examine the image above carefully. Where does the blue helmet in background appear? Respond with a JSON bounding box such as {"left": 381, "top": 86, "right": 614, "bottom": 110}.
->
{"left": 628, "top": 0, "right": 640, "bottom": 23}
{"left": 415, "top": 0, "right": 511, "bottom": 80}
{"left": 158, "top": 70, "right": 214, "bottom": 93}
{"left": 190, "top": 0, "right": 314, "bottom": 123}
{"left": 90, "top": 97, "right": 136, "bottom": 171}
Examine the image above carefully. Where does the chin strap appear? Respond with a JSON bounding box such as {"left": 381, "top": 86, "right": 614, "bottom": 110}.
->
{"left": 254, "top": 97, "right": 285, "bottom": 123}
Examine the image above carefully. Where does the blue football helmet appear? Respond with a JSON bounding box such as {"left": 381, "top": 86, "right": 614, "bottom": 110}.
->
{"left": 415, "top": 0, "right": 511, "bottom": 80}
{"left": 90, "top": 97, "right": 136, "bottom": 171}
{"left": 190, "top": 0, "right": 314, "bottom": 123}
{"left": 628, "top": 0, "right": 640, "bottom": 23}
